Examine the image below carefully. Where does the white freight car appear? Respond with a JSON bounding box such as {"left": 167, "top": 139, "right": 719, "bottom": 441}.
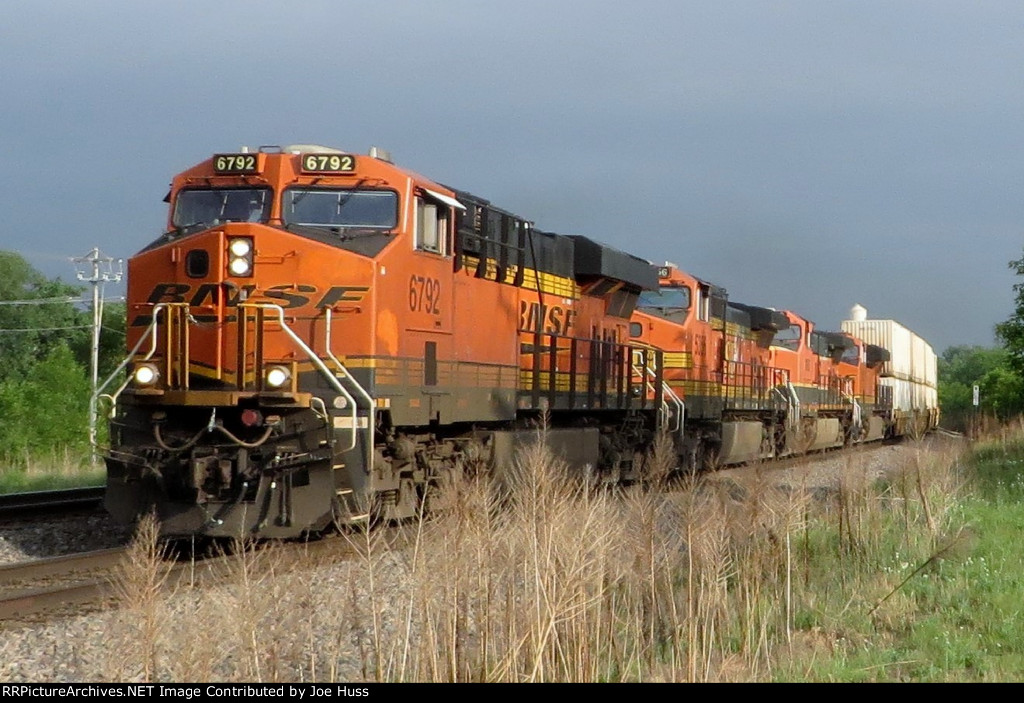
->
{"left": 842, "top": 304, "right": 940, "bottom": 436}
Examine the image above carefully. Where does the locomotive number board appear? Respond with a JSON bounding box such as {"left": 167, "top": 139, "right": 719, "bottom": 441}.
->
{"left": 300, "top": 153, "right": 356, "bottom": 173}
{"left": 212, "top": 154, "right": 261, "bottom": 174}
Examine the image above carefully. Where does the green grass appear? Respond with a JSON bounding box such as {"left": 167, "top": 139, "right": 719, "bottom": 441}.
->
{"left": 0, "top": 448, "right": 104, "bottom": 493}
{"left": 775, "top": 435, "right": 1024, "bottom": 682}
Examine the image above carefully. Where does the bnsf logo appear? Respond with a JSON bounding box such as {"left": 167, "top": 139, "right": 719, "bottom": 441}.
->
{"left": 519, "top": 300, "right": 577, "bottom": 336}
{"left": 130, "top": 283, "right": 369, "bottom": 326}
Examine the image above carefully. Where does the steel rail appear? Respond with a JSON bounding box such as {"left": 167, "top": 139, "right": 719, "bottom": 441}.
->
{"left": 0, "top": 546, "right": 126, "bottom": 588}
{"left": 0, "top": 486, "right": 105, "bottom": 518}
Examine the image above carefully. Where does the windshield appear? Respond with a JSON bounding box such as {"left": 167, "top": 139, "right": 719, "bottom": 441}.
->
{"left": 638, "top": 287, "right": 691, "bottom": 310}
{"left": 172, "top": 188, "right": 271, "bottom": 230}
{"left": 773, "top": 324, "right": 802, "bottom": 351}
{"left": 283, "top": 188, "right": 398, "bottom": 229}
{"left": 841, "top": 344, "right": 860, "bottom": 365}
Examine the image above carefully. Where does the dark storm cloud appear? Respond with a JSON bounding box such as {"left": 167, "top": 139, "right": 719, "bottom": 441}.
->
{"left": 1, "top": 0, "right": 1021, "bottom": 352}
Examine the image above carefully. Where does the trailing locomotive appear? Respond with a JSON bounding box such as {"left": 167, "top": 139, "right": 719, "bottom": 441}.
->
{"left": 629, "top": 264, "right": 934, "bottom": 470}
{"left": 97, "top": 145, "right": 939, "bottom": 539}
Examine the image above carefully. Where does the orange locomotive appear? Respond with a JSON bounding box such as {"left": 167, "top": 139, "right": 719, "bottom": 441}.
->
{"left": 766, "top": 310, "right": 892, "bottom": 451}
{"left": 100, "top": 145, "right": 663, "bottom": 538}
{"left": 629, "top": 264, "right": 894, "bottom": 469}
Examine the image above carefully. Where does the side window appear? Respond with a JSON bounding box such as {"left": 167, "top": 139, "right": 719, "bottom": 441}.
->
{"left": 415, "top": 197, "right": 450, "bottom": 255}
{"left": 841, "top": 344, "right": 860, "bottom": 365}
{"left": 678, "top": 286, "right": 692, "bottom": 310}
{"left": 697, "top": 284, "right": 710, "bottom": 322}
{"left": 773, "top": 324, "right": 802, "bottom": 351}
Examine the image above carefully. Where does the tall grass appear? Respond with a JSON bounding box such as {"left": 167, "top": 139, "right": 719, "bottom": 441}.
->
{"left": 99, "top": 433, "right": 981, "bottom": 682}
{"left": 0, "top": 447, "right": 102, "bottom": 493}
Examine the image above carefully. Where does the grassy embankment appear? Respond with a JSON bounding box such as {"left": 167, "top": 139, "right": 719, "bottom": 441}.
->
{"left": 0, "top": 450, "right": 102, "bottom": 493}
{"left": 77, "top": 424, "right": 1024, "bottom": 681}
{"left": 786, "top": 423, "right": 1024, "bottom": 681}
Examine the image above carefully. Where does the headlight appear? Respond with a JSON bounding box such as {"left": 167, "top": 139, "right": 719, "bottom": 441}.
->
{"left": 228, "top": 257, "right": 252, "bottom": 275}
{"left": 264, "top": 365, "right": 291, "bottom": 389}
{"left": 133, "top": 363, "right": 160, "bottom": 386}
{"left": 229, "top": 238, "right": 252, "bottom": 257}
{"left": 227, "top": 237, "right": 253, "bottom": 277}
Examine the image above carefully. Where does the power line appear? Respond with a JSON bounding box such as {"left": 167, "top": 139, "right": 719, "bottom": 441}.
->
{"left": 0, "top": 296, "right": 125, "bottom": 306}
{"left": 0, "top": 325, "right": 93, "bottom": 333}
{"left": 0, "top": 296, "right": 89, "bottom": 306}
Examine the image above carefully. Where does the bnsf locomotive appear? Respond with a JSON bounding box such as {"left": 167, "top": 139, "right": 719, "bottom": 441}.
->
{"left": 98, "top": 145, "right": 939, "bottom": 539}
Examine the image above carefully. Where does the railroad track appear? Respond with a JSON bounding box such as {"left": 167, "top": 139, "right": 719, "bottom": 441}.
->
{"left": 0, "top": 547, "right": 127, "bottom": 624}
{"left": 1, "top": 438, "right": 930, "bottom": 628}
{"left": 0, "top": 486, "right": 105, "bottom": 521}
{"left": 0, "top": 525, "right": 409, "bottom": 627}
{"left": 0, "top": 544, "right": 251, "bottom": 626}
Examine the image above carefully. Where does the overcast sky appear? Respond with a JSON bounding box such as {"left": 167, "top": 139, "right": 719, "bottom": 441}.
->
{"left": 2, "top": 0, "right": 1022, "bottom": 354}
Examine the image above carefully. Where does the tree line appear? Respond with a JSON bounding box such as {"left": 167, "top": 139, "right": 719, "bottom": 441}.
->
{"left": 0, "top": 251, "right": 124, "bottom": 456}
{"left": 939, "top": 250, "right": 1024, "bottom": 431}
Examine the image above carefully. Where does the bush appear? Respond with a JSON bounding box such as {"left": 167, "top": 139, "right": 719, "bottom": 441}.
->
{"left": 0, "top": 343, "right": 90, "bottom": 455}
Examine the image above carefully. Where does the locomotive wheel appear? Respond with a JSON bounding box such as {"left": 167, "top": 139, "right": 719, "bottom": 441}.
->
{"left": 381, "top": 478, "right": 419, "bottom": 522}
{"left": 423, "top": 464, "right": 459, "bottom": 513}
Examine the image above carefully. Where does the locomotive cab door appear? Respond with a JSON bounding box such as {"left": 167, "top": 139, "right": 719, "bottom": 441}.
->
{"left": 402, "top": 193, "right": 456, "bottom": 424}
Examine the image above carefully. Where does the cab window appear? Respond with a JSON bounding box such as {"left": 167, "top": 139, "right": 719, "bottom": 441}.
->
{"left": 415, "top": 197, "right": 450, "bottom": 254}
{"left": 637, "top": 286, "right": 691, "bottom": 311}
{"left": 283, "top": 188, "right": 398, "bottom": 230}
{"left": 773, "top": 324, "right": 802, "bottom": 351}
{"left": 697, "top": 284, "right": 710, "bottom": 322}
{"left": 841, "top": 344, "right": 860, "bottom": 365}
{"left": 173, "top": 187, "right": 271, "bottom": 232}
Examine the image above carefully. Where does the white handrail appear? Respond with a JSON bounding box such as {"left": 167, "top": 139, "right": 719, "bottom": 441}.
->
{"left": 94, "top": 301, "right": 375, "bottom": 460}
{"left": 240, "top": 303, "right": 360, "bottom": 452}
{"left": 786, "top": 381, "right": 800, "bottom": 429}
{"left": 323, "top": 307, "right": 375, "bottom": 465}
{"left": 94, "top": 302, "right": 170, "bottom": 426}
{"left": 631, "top": 351, "right": 684, "bottom": 440}
{"left": 844, "top": 393, "right": 863, "bottom": 439}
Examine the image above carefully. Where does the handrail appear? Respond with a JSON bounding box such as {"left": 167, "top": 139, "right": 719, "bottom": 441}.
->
{"left": 844, "top": 393, "right": 863, "bottom": 439}
{"left": 785, "top": 381, "right": 800, "bottom": 429}
{"left": 239, "top": 302, "right": 361, "bottom": 452}
{"left": 92, "top": 301, "right": 375, "bottom": 463}
{"left": 661, "top": 380, "right": 685, "bottom": 438}
{"left": 95, "top": 298, "right": 368, "bottom": 454}
{"left": 93, "top": 302, "right": 172, "bottom": 429}
{"left": 323, "top": 307, "right": 375, "bottom": 466}
{"left": 632, "top": 352, "right": 684, "bottom": 440}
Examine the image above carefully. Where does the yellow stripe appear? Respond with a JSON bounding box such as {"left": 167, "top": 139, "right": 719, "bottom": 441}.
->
{"left": 460, "top": 254, "right": 580, "bottom": 299}
{"left": 186, "top": 355, "right": 521, "bottom": 390}
{"left": 188, "top": 363, "right": 224, "bottom": 382}
{"left": 723, "top": 321, "right": 756, "bottom": 339}
{"left": 341, "top": 358, "right": 377, "bottom": 369}
{"left": 519, "top": 371, "right": 580, "bottom": 392}
{"left": 662, "top": 352, "right": 693, "bottom": 368}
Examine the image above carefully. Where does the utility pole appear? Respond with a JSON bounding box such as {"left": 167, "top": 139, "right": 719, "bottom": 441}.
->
{"left": 72, "top": 248, "right": 123, "bottom": 464}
